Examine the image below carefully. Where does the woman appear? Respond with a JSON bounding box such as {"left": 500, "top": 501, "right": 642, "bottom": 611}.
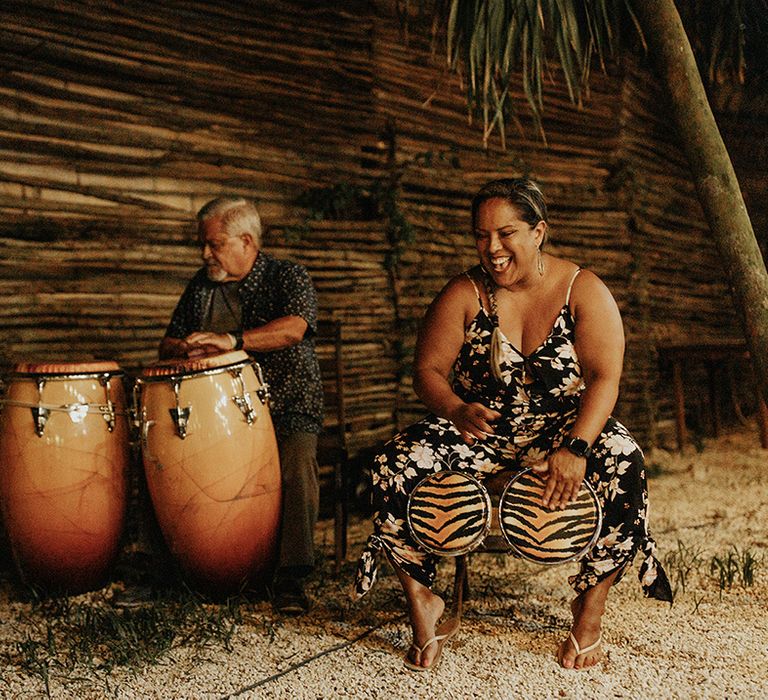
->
{"left": 355, "top": 178, "right": 672, "bottom": 671}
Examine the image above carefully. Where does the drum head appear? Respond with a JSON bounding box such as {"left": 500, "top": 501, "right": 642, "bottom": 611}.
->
{"left": 407, "top": 470, "right": 491, "bottom": 557}
{"left": 499, "top": 469, "right": 602, "bottom": 565}
{"left": 140, "top": 350, "right": 251, "bottom": 379}
{"left": 12, "top": 360, "right": 122, "bottom": 376}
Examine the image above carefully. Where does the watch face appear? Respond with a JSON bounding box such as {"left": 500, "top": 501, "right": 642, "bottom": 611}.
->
{"left": 567, "top": 437, "right": 590, "bottom": 457}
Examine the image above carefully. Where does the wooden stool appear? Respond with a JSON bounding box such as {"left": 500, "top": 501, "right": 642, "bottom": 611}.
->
{"left": 451, "top": 470, "right": 512, "bottom": 619}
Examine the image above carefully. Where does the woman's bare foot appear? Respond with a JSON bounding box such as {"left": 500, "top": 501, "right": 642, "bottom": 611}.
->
{"left": 404, "top": 586, "right": 445, "bottom": 669}
{"left": 557, "top": 594, "right": 603, "bottom": 669}
{"left": 557, "top": 573, "right": 616, "bottom": 670}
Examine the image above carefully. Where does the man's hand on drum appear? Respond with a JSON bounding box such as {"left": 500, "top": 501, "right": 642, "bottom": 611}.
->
{"left": 184, "top": 332, "right": 234, "bottom": 358}
{"left": 448, "top": 402, "right": 501, "bottom": 444}
{"left": 542, "top": 447, "right": 586, "bottom": 511}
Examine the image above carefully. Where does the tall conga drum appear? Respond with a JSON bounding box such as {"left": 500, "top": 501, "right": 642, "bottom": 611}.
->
{"left": 0, "top": 361, "right": 129, "bottom": 593}
{"left": 137, "top": 351, "right": 281, "bottom": 594}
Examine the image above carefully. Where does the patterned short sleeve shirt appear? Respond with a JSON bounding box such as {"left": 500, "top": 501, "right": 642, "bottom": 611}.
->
{"left": 165, "top": 252, "right": 324, "bottom": 436}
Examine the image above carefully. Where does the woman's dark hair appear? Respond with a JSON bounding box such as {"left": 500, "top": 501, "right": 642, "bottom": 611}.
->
{"left": 471, "top": 178, "right": 549, "bottom": 245}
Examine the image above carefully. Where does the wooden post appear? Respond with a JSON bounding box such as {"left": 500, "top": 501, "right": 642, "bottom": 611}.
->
{"left": 452, "top": 555, "right": 468, "bottom": 620}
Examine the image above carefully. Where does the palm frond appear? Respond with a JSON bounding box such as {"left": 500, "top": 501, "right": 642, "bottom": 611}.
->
{"left": 434, "top": 0, "right": 634, "bottom": 147}
{"left": 432, "top": 0, "right": 767, "bottom": 146}
{"left": 676, "top": 0, "right": 754, "bottom": 85}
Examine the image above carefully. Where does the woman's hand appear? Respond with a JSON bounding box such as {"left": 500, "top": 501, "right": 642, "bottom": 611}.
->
{"left": 448, "top": 402, "right": 501, "bottom": 444}
{"left": 542, "top": 447, "right": 586, "bottom": 510}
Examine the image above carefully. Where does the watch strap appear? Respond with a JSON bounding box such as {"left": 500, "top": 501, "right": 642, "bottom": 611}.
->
{"left": 564, "top": 435, "right": 592, "bottom": 458}
{"left": 229, "top": 329, "right": 244, "bottom": 351}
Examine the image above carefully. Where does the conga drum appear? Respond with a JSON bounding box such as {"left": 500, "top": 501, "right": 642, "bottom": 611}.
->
{"left": 407, "top": 471, "right": 492, "bottom": 556}
{"left": 499, "top": 469, "right": 602, "bottom": 565}
{"left": 137, "top": 351, "right": 281, "bottom": 593}
{"left": 0, "top": 361, "right": 129, "bottom": 593}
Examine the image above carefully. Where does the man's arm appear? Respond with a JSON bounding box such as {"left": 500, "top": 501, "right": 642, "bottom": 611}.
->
{"left": 182, "top": 316, "right": 308, "bottom": 357}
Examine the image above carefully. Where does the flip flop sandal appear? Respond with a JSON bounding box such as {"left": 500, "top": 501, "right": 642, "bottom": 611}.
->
{"left": 403, "top": 617, "right": 460, "bottom": 672}
{"left": 567, "top": 632, "right": 603, "bottom": 665}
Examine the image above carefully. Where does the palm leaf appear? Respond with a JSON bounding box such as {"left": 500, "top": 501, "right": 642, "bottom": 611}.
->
{"left": 429, "top": 0, "right": 765, "bottom": 146}
{"left": 434, "top": 0, "right": 633, "bottom": 146}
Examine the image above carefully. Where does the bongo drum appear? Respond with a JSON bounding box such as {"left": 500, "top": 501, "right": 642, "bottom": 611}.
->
{"left": 0, "top": 361, "right": 129, "bottom": 593}
{"left": 137, "top": 351, "right": 280, "bottom": 593}
{"left": 499, "top": 468, "right": 602, "bottom": 565}
{"left": 407, "top": 471, "right": 492, "bottom": 556}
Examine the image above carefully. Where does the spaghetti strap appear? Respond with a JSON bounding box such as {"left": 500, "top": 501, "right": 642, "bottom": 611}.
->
{"left": 565, "top": 268, "right": 581, "bottom": 307}
{"left": 465, "top": 271, "right": 484, "bottom": 311}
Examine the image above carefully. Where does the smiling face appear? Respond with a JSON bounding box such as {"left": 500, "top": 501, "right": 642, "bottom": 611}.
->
{"left": 474, "top": 197, "right": 546, "bottom": 288}
{"left": 198, "top": 216, "right": 258, "bottom": 282}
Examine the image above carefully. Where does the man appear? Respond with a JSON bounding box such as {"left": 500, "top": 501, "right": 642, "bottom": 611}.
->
{"left": 160, "top": 196, "right": 323, "bottom": 615}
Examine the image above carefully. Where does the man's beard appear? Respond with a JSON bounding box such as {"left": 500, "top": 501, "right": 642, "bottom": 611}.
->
{"left": 205, "top": 264, "right": 228, "bottom": 282}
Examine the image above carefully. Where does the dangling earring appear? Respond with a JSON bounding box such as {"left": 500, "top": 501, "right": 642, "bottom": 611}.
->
{"left": 537, "top": 247, "right": 544, "bottom": 276}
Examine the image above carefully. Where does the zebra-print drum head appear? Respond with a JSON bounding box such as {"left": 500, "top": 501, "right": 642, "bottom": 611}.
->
{"left": 499, "top": 469, "right": 602, "bottom": 565}
{"left": 407, "top": 471, "right": 492, "bottom": 556}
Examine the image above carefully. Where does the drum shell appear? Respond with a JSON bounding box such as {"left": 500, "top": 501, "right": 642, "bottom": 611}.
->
{"left": 0, "top": 371, "right": 129, "bottom": 593}
{"left": 139, "top": 359, "right": 281, "bottom": 593}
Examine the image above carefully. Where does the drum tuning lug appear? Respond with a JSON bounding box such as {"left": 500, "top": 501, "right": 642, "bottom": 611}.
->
{"left": 169, "top": 407, "right": 191, "bottom": 439}
{"left": 99, "top": 375, "right": 116, "bottom": 432}
{"left": 100, "top": 408, "right": 116, "bottom": 432}
{"left": 230, "top": 367, "right": 259, "bottom": 423}
{"left": 250, "top": 363, "right": 271, "bottom": 405}
{"left": 140, "top": 413, "right": 160, "bottom": 465}
{"left": 169, "top": 378, "right": 191, "bottom": 438}
{"left": 232, "top": 394, "right": 257, "bottom": 425}
{"left": 30, "top": 406, "right": 50, "bottom": 437}
{"left": 256, "top": 386, "right": 270, "bottom": 405}
{"left": 31, "top": 376, "right": 49, "bottom": 436}
{"left": 130, "top": 381, "right": 142, "bottom": 432}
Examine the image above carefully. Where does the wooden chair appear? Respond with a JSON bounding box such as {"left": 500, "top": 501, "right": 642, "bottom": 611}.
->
{"left": 315, "top": 319, "right": 350, "bottom": 574}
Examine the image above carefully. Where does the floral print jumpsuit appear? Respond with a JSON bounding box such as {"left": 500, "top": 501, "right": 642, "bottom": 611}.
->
{"left": 355, "top": 268, "right": 672, "bottom": 603}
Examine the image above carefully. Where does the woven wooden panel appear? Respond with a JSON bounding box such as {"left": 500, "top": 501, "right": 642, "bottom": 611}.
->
{"left": 0, "top": 0, "right": 757, "bottom": 463}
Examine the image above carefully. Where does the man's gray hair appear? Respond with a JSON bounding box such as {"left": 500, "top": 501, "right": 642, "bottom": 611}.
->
{"left": 197, "top": 196, "right": 262, "bottom": 247}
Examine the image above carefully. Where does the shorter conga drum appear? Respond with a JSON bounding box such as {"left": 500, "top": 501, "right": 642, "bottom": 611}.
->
{"left": 137, "top": 351, "right": 281, "bottom": 594}
{"left": 0, "top": 361, "right": 129, "bottom": 593}
{"left": 407, "top": 471, "right": 492, "bottom": 556}
{"left": 499, "top": 469, "right": 602, "bottom": 565}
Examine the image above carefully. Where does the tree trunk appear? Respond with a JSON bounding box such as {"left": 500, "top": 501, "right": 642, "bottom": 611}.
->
{"left": 631, "top": 0, "right": 768, "bottom": 405}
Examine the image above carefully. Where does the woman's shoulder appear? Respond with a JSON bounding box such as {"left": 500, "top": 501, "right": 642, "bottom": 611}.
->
{"left": 560, "top": 264, "right": 618, "bottom": 317}
{"left": 438, "top": 265, "right": 485, "bottom": 298}
{"left": 569, "top": 266, "right": 610, "bottom": 296}
{"left": 545, "top": 257, "right": 600, "bottom": 290}
{"left": 540, "top": 256, "right": 612, "bottom": 311}
{"left": 426, "top": 267, "right": 485, "bottom": 324}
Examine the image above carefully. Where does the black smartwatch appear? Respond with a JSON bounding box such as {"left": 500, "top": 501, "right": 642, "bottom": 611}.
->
{"left": 562, "top": 435, "right": 592, "bottom": 459}
{"left": 229, "top": 329, "right": 244, "bottom": 351}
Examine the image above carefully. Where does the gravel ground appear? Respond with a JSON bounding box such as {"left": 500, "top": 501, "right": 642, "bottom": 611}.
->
{"left": 1, "top": 427, "right": 766, "bottom": 699}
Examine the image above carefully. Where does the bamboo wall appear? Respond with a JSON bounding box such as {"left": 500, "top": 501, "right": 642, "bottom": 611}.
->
{"left": 617, "top": 59, "right": 761, "bottom": 441}
{"left": 0, "top": 0, "right": 398, "bottom": 458}
{"left": 0, "top": 0, "right": 763, "bottom": 488}
{"left": 369, "top": 16, "right": 637, "bottom": 431}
